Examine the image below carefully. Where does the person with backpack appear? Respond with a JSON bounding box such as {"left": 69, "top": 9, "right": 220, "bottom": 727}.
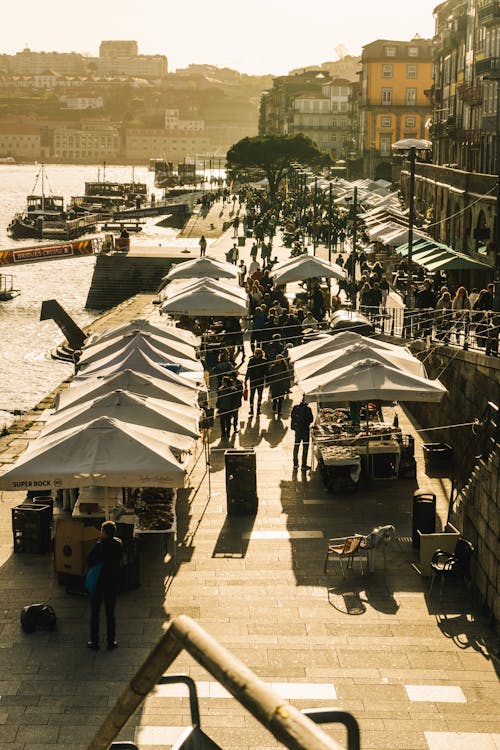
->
{"left": 290, "top": 397, "right": 314, "bottom": 470}
{"left": 86, "top": 521, "right": 123, "bottom": 651}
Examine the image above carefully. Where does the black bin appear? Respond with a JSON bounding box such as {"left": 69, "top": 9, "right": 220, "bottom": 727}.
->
{"left": 412, "top": 491, "right": 436, "bottom": 548}
{"left": 237, "top": 236, "right": 246, "bottom": 246}
{"left": 423, "top": 443, "right": 453, "bottom": 476}
{"left": 225, "top": 449, "right": 258, "bottom": 515}
{"left": 12, "top": 503, "right": 52, "bottom": 553}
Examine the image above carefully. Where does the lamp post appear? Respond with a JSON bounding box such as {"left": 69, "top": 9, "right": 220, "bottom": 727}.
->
{"left": 392, "top": 139, "right": 432, "bottom": 309}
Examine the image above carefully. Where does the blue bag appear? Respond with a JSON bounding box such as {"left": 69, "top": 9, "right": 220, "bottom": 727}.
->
{"left": 84, "top": 562, "right": 103, "bottom": 595}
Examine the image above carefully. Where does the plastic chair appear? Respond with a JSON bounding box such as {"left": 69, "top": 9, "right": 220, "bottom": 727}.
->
{"left": 324, "top": 536, "right": 365, "bottom": 576}
{"left": 429, "top": 538, "right": 474, "bottom": 598}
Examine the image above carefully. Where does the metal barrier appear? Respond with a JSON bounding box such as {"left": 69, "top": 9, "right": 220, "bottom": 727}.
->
{"left": 87, "top": 614, "right": 357, "bottom": 750}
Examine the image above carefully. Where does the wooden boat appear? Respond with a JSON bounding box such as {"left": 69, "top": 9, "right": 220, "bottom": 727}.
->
{"left": 69, "top": 165, "right": 148, "bottom": 215}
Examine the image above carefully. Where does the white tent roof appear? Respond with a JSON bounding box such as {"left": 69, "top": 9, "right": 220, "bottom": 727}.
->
{"left": 378, "top": 227, "right": 430, "bottom": 246}
{"left": 0, "top": 416, "right": 187, "bottom": 491}
{"left": 288, "top": 332, "right": 414, "bottom": 363}
{"left": 164, "top": 276, "right": 247, "bottom": 301}
{"left": 42, "top": 389, "right": 200, "bottom": 442}
{"left": 86, "top": 319, "right": 199, "bottom": 348}
{"left": 294, "top": 342, "right": 426, "bottom": 381}
{"left": 78, "top": 331, "right": 198, "bottom": 368}
{"left": 161, "top": 280, "right": 248, "bottom": 317}
{"left": 165, "top": 255, "right": 239, "bottom": 281}
{"left": 299, "top": 358, "right": 447, "bottom": 404}
{"left": 78, "top": 336, "right": 204, "bottom": 377}
{"left": 270, "top": 254, "right": 346, "bottom": 284}
{"left": 74, "top": 349, "right": 204, "bottom": 388}
{"left": 55, "top": 368, "right": 199, "bottom": 411}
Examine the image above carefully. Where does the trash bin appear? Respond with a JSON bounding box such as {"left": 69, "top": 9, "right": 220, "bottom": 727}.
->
{"left": 423, "top": 443, "right": 453, "bottom": 476}
{"left": 412, "top": 491, "right": 436, "bottom": 548}
{"left": 237, "top": 236, "right": 246, "bottom": 246}
{"left": 225, "top": 449, "right": 258, "bottom": 515}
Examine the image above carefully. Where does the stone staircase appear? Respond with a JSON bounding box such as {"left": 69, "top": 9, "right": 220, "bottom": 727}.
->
{"left": 85, "top": 253, "right": 174, "bottom": 310}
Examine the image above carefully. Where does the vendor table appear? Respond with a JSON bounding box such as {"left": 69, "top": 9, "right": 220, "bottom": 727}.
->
{"left": 317, "top": 445, "right": 361, "bottom": 493}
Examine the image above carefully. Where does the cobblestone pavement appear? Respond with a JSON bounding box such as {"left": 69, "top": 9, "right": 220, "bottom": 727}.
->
{"left": 0, "top": 212, "right": 498, "bottom": 749}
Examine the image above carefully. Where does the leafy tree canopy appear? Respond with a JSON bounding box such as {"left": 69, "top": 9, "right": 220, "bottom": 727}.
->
{"left": 226, "top": 134, "right": 329, "bottom": 199}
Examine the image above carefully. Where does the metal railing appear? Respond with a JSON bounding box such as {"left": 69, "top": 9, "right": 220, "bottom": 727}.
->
{"left": 87, "top": 615, "right": 356, "bottom": 750}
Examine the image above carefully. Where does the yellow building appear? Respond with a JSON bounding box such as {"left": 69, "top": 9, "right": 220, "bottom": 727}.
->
{"left": 359, "top": 37, "right": 433, "bottom": 179}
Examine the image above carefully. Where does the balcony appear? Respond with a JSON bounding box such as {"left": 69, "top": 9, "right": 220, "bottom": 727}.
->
{"left": 475, "top": 56, "right": 500, "bottom": 76}
{"left": 478, "top": 1, "right": 500, "bottom": 26}
{"left": 457, "top": 83, "right": 483, "bottom": 105}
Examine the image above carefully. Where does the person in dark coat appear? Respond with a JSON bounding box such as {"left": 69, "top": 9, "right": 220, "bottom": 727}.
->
{"left": 228, "top": 371, "right": 244, "bottom": 432}
{"left": 245, "top": 348, "right": 268, "bottom": 416}
{"left": 290, "top": 397, "right": 314, "bottom": 470}
{"left": 216, "top": 375, "right": 234, "bottom": 439}
{"left": 268, "top": 354, "right": 291, "bottom": 418}
{"left": 86, "top": 520, "right": 123, "bottom": 650}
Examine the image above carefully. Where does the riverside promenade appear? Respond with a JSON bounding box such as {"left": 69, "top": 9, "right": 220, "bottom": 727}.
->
{"left": 0, "top": 200, "right": 498, "bottom": 750}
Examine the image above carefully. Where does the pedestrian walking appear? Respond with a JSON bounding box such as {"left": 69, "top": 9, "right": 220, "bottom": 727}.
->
{"left": 199, "top": 235, "right": 207, "bottom": 257}
{"left": 290, "top": 397, "right": 314, "bottom": 470}
{"left": 216, "top": 375, "right": 234, "bottom": 439}
{"left": 245, "top": 348, "right": 268, "bottom": 416}
{"left": 228, "top": 371, "right": 244, "bottom": 432}
{"left": 268, "top": 354, "right": 291, "bottom": 419}
{"left": 86, "top": 521, "right": 123, "bottom": 651}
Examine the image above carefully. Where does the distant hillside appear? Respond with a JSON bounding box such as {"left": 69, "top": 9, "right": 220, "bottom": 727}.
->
{"left": 289, "top": 56, "right": 360, "bottom": 83}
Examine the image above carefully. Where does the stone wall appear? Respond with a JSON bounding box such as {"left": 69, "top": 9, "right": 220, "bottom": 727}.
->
{"left": 406, "top": 341, "right": 500, "bottom": 630}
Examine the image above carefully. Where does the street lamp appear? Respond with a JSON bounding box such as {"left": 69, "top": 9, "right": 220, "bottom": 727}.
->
{"left": 392, "top": 138, "right": 432, "bottom": 308}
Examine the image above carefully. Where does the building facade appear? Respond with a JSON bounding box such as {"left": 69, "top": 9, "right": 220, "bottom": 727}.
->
{"left": 52, "top": 122, "right": 121, "bottom": 162}
{"left": 124, "top": 128, "right": 210, "bottom": 163}
{"left": 358, "top": 37, "right": 433, "bottom": 179}
{"left": 411, "top": 0, "right": 499, "bottom": 256}
{"left": 0, "top": 122, "right": 41, "bottom": 159}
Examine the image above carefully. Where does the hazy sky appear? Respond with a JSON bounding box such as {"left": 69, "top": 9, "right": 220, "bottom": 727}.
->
{"left": 3, "top": 0, "right": 439, "bottom": 75}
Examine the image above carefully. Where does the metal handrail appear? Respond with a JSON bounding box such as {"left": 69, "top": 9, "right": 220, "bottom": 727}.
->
{"left": 87, "top": 614, "right": 351, "bottom": 750}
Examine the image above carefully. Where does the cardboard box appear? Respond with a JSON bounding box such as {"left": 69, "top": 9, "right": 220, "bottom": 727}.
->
{"left": 54, "top": 519, "right": 101, "bottom": 576}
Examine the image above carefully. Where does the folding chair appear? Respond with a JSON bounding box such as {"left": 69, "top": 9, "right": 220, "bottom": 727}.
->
{"left": 324, "top": 536, "right": 365, "bottom": 576}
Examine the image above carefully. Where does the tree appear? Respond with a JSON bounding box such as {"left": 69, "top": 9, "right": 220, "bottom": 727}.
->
{"left": 226, "top": 134, "right": 328, "bottom": 200}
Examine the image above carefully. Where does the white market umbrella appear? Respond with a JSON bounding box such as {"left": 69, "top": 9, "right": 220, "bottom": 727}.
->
{"left": 299, "top": 359, "right": 447, "bottom": 404}
{"left": 85, "top": 319, "right": 200, "bottom": 348}
{"left": 78, "top": 336, "right": 204, "bottom": 377}
{"left": 294, "top": 342, "right": 426, "bottom": 382}
{"left": 55, "top": 369, "right": 200, "bottom": 411}
{"left": 165, "top": 256, "right": 239, "bottom": 281}
{"left": 161, "top": 281, "right": 248, "bottom": 317}
{"left": 78, "top": 331, "right": 199, "bottom": 369}
{"left": 0, "top": 416, "right": 187, "bottom": 491}
{"left": 289, "top": 331, "right": 415, "bottom": 363}
{"left": 42, "top": 390, "right": 200, "bottom": 443}
{"left": 74, "top": 348, "right": 204, "bottom": 387}
{"left": 164, "top": 276, "right": 247, "bottom": 301}
{"left": 271, "top": 254, "right": 346, "bottom": 284}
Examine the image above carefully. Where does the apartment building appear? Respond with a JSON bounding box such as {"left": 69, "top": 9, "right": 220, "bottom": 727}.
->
{"left": 124, "top": 128, "right": 210, "bottom": 163}
{"left": 0, "top": 122, "right": 40, "bottom": 159}
{"left": 412, "top": 0, "right": 499, "bottom": 255}
{"left": 52, "top": 122, "right": 120, "bottom": 162}
{"left": 358, "top": 37, "right": 433, "bottom": 179}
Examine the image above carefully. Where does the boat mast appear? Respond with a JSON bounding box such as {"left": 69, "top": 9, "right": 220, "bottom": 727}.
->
{"left": 103, "top": 160, "right": 106, "bottom": 182}
{"left": 41, "top": 163, "right": 45, "bottom": 211}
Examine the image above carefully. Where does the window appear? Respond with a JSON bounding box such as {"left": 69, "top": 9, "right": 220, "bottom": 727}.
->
{"left": 408, "top": 46, "right": 419, "bottom": 57}
{"left": 381, "top": 116, "right": 392, "bottom": 127}
{"left": 385, "top": 46, "right": 396, "bottom": 57}
{"left": 406, "top": 116, "right": 416, "bottom": 127}
{"left": 406, "top": 88, "right": 417, "bottom": 106}
{"left": 382, "top": 64, "right": 393, "bottom": 78}
{"left": 380, "top": 134, "right": 392, "bottom": 156}
{"left": 407, "top": 64, "right": 418, "bottom": 79}
{"left": 381, "top": 87, "right": 392, "bottom": 105}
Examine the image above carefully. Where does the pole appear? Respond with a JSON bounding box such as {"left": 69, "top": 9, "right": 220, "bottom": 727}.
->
{"left": 352, "top": 185, "right": 358, "bottom": 259}
{"left": 328, "top": 183, "right": 333, "bottom": 263}
{"left": 313, "top": 177, "right": 318, "bottom": 255}
{"left": 407, "top": 147, "right": 416, "bottom": 310}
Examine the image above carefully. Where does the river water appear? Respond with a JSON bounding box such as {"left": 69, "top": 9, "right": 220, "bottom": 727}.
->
{"left": 0, "top": 163, "right": 209, "bottom": 428}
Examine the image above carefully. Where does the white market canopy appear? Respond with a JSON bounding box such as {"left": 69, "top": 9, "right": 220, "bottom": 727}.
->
{"left": 42, "top": 389, "right": 200, "bottom": 443}
{"left": 288, "top": 331, "right": 415, "bottom": 363}
{"left": 77, "top": 336, "right": 204, "bottom": 378}
{"left": 299, "top": 358, "right": 447, "bottom": 404}
{"left": 165, "top": 255, "right": 239, "bottom": 281}
{"left": 56, "top": 368, "right": 200, "bottom": 411}
{"left": 74, "top": 348, "right": 204, "bottom": 388}
{"left": 161, "top": 278, "right": 248, "bottom": 317}
{"left": 0, "top": 416, "right": 187, "bottom": 491}
{"left": 85, "top": 319, "right": 200, "bottom": 348}
{"left": 78, "top": 331, "right": 199, "bottom": 369}
{"left": 270, "top": 254, "right": 346, "bottom": 284}
{"left": 294, "top": 342, "right": 426, "bottom": 381}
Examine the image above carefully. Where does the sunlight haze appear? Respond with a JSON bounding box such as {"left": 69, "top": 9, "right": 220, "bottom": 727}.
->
{"left": 4, "top": 0, "right": 439, "bottom": 74}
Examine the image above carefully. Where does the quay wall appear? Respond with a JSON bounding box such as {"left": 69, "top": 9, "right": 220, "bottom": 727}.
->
{"left": 407, "top": 341, "right": 500, "bottom": 630}
{"left": 85, "top": 253, "right": 177, "bottom": 310}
